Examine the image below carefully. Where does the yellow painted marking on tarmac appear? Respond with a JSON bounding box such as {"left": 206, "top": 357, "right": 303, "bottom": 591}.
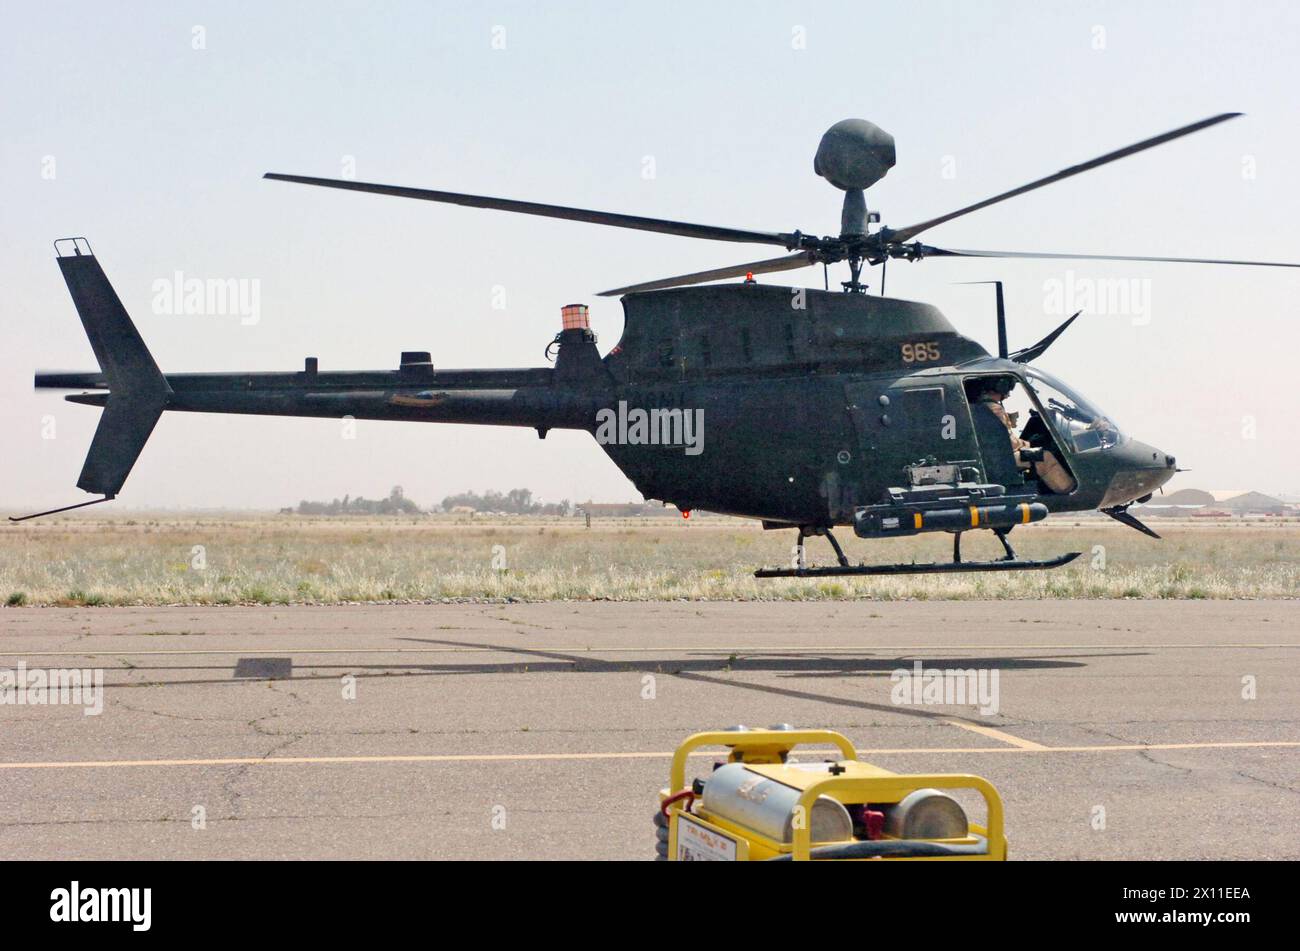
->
{"left": 0, "top": 751, "right": 681, "bottom": 770}
{"left": 1, "top": 644, "right": 1296, "bottom": 658}
{"left": 943, "top": 719, "right": 1047, "bottom": 750}
{"left": 0, "top": 740, "right": 1296, "bottom": 770}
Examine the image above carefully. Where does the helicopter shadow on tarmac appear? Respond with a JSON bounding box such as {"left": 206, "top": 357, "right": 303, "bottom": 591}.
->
{"left": 75, "top": 644, "right": 1153, "bottom": 732}
{"left": 382, "top": 636, "right": 1149, "bottom": 723}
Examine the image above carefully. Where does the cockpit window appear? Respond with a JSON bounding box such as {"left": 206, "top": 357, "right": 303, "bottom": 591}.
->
{"left": 1021, "top": 367, "right": 1125, "bottom": 453}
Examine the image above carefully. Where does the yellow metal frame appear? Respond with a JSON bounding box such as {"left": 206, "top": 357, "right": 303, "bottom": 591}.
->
{"left": 668, "top": 729, "right": 857, "bottom": 792}
{"left": 787, "top": 773, "right": 1005, "bottom": 860}
{"left": 662, "top": 729, "right": 1008, "bottom": 861}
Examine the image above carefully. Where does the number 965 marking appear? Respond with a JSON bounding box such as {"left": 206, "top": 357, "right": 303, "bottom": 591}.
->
{"left": 901, "top": 342, "right": 941, "bottom": 363}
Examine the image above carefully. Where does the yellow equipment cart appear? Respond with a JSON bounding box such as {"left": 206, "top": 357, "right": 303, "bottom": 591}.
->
{"left": 656, "top": 727, "right": 1007, "bottom": 861}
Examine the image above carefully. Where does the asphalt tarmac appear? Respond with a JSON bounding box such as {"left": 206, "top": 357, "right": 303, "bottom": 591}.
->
{"left": 1, "top": 600, "right": 1296, "bottom": 860}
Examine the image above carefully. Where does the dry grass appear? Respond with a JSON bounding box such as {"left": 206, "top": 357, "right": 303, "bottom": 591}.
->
{"left": 0, "top": 512, "right": 1296, "bottom": 605}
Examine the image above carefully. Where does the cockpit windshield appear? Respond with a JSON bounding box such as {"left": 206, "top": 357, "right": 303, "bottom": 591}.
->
{"left": 1021, "top": 367, "right": 1125, "bottom": 453}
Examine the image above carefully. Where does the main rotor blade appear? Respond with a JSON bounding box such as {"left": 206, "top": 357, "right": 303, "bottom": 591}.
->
{"left": 597, "top": 252, "right": 816, "bottom": 297}
{"left": 914, "top": 245, "right": 1300, "bottom": 268}
{"left": 887, "top": 113, "right": 1242, "bottom": 244}
{"left": 265, "top": 173, "right": 798, "bottom": 247}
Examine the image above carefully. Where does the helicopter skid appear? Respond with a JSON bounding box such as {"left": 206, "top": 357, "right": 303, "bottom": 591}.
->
{"left": 754, "top": 551, "right": 1080, "bottom": 578}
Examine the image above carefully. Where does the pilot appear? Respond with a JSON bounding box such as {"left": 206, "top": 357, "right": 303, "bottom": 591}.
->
{"left": 978, "top": 377, "right": 1075, "bottom": 494}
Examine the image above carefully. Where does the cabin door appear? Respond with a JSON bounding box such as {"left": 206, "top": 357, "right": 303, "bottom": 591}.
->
{"left": 845, "top": 380, "right": 982, "bottom": 495}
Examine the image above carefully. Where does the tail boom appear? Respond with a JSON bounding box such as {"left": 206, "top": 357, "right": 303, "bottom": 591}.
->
{"left": 29, "top": 240, "right": 604, "bottom": 519}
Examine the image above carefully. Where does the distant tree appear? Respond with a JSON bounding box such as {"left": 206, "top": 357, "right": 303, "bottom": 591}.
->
{"left": 293, "top": 488, "right": 421, "bottom": 516}
{"left": 437, "top": 488, "right": 566, "bottom": 515}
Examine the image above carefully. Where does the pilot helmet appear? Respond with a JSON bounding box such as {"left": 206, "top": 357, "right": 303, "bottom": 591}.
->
{"left": 986, "top": 375, "right": 1017, "bottom": 397}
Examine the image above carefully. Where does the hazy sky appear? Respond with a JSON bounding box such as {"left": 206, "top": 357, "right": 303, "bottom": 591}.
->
{"left": 3, "top": 0, "right": 1299, "bottom": 510}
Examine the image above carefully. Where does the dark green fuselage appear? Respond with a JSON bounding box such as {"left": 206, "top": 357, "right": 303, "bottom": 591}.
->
{"left": 42, "top": 283, "right": 1174, "bottom": 528}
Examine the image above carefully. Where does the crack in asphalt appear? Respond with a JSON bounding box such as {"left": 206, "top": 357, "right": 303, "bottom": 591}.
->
{"left": 1231, "top": 770, "right": 1300, "bottom": 796}
{"left": 1076, "top": 726, "right": 1194, "bottom": 775}
{"left": 219, "top": 681, "right": 310, "bottom": 817}
{"left": 109, "top": 699, "right": 226, "bottom": 723}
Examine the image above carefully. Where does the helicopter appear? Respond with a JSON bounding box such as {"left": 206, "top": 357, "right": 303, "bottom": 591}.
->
{"left": 19, "top": 113, "right": 1300, "bottom": 576}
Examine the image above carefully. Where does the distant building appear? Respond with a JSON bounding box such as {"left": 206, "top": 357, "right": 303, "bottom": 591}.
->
{"left": 1134, "top": 487, "right": 1215, "bottom": 517}
{"left": 1161, "top": 488, "right": 1216, "bottom": 507}
{"left": 577, "top": 501, "right": 679, "bottom": 518}
{"left": 577, "top": 502, "right": 638, "bottom": 518}
{"left": 1216, "top": 491, "right": 1286, "bottom": 516}
{"left": 1133, "top": 487, "right": 1288, "bottom": 518}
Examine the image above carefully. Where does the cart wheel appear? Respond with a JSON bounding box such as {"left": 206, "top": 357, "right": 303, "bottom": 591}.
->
{"left": 653, "top": 810, "right": 669, "bottom": 860}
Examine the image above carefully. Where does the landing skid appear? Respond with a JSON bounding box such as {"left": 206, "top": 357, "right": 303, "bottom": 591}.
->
{"left": 755, "top": 551, "right": 1080, "bottom": 578}
{"left": 755, "top": 526, "right": 1080, "bottom": 578}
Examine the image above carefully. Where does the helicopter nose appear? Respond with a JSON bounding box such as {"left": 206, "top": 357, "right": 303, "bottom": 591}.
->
{"left": 1098, "top": 439, "right": 1177, "bottom": 508}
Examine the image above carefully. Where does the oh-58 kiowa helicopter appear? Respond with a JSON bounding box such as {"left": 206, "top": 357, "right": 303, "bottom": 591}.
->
{"left": 21, "top": 113, "right": 1300, "bottom": 576}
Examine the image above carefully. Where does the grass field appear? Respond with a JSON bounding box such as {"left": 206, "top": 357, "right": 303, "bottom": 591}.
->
{"left": 0, "top": 511, "right": 1296, "bottom": 605}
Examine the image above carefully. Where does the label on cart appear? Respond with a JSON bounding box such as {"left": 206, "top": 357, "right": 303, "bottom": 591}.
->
{"left": 676, "top": 814, "right": 739, "bottom": 861}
